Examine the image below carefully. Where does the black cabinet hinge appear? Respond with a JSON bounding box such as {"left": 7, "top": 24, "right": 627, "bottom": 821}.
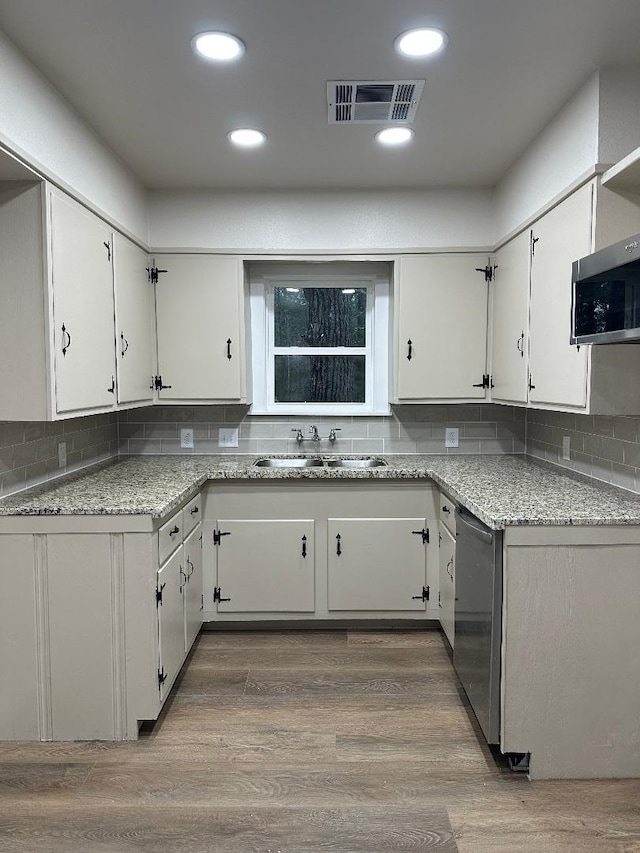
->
{"left": 213, "top": 529, "right": 231, "bottom": 546}
{"left": 213, "top": 586, "right": 231, "bottom": 604}
{"left": 475, "top": 263, "right": 497, "bottom": 282}
{"left": 472, "top": 373, "right": 494, "bottom": 389}
{"left": 412, "top": 528, "right": 429, "bottom": 544}
{"left": 151, "top": 375, "right": 172, "bottom": 391}
{"left": 155, "top": 582, "right": 165, "bottom": 607}
{"left": 412, "top": 585, "right": 430, "bottom": 602}
{"left": 146, "top": 266, "right": 167, "bottom": 284}
{"left": 158, "top": 667, "right": 167, "bottom": 688}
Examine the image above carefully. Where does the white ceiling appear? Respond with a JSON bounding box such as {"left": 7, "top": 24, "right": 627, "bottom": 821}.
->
{"left": 1, "top": 0, "right": 639, "bottom": 191}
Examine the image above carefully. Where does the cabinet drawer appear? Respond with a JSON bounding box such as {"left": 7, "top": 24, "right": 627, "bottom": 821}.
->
{"left": 158, "top": 509, "right": 183, "bottom": 564}
{"left": 439, "top": 491, "right": 456, "bottom": 536}
{"left": 182, "top": 493, "right": 202, "bottom": 537}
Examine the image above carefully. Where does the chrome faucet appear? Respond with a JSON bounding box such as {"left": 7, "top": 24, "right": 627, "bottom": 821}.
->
{"left": 309, "top": 424, "right": 320, "bottom": 441}
{"left": 291, "top": 428, "right": 304, "bottom": 444}
{"left": 329, "top": 428, "right": 341, "bottom": 443}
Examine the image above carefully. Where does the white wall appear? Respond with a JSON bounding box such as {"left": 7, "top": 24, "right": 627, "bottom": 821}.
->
{"left": 147, "top": 188, "right": 494, "bottom": 253}
{"left": 598, "top": 66, "right": 640, "bottom": 166}
{"left": 494, "top": 72, "right": 600, "bottom": 243}
{"left": 0, "top": 29, "right": 147, "bottom": 241}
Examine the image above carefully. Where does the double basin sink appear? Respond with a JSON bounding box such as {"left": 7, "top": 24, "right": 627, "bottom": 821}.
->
{"left": 254, "top": 457, "right": 387, "bottom": 469}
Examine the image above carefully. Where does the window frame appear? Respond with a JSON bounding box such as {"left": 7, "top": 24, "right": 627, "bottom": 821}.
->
{"left": 250, "top": 265, "right": 390, "bottom": 416}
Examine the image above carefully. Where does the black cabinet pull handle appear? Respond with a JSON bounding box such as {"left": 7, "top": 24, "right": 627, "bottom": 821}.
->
{"left": 301, "top": 535, "right": 307, "bottom": 558}
{"left": 227, "top": 338, "right": 232, "bottom": 360}
{"left": 516, "top": 331, "right": 524, "bottom": 356}
{"left": 121, "top": 333, "right": 129, "bottom": 357}
{"left": 61, "top": 324, "right": 72, "bottom": 356}
{"left": 190, "top": 506, "right": 199, "bottom": 515}
{"left": 336, "top": 533, "right": 342, "bottom": 556}
{"left": 528, "top": 374, "right": 536, "bottom": 391}
{"left": 107, "top": 375, "right": 115, "bottom": 394}
{"left": 103, "top": 241, "right": 111, "bottom": 261}
{"left": 407, "top": 339, "right": 413, "bottom": 361}
{"left": 169, "top": 525, "right": 180, "bottom": 537}
{"left": 186, "top": 556, "right": 194, "bottom": 578}
{"left": 442, "top": 505, "right": 450, "bottom": 514}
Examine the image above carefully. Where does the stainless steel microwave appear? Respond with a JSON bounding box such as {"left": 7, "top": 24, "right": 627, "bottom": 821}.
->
{"left": 571, "top": 234, "right": 640, "bottom": 344}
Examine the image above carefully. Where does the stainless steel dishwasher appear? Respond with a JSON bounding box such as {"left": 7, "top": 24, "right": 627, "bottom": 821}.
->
{"left": 453, "top": 506, "right": 503, "bottom": 744}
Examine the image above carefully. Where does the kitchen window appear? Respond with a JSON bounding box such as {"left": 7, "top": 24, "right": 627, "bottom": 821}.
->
{"left": 249, "top": 263, "right": 390, "bottom": 415}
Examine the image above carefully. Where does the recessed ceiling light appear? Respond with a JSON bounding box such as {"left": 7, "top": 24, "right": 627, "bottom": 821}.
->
{"left": 191, "top": 31, "right": 245, "bottom": 62}
{"left": 375, "top": 127, "right": 414, "bottom": 146}
{"left": 227, "top": 128, "right": 266, "bottom": 147}
{"left": 394, "top": 28, "right": 448, "bottom": 58}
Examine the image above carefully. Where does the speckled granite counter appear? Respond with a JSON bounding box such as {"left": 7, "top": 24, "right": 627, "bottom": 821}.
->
{"left": 2, "top": 453, "right": 640, "bottom": 529}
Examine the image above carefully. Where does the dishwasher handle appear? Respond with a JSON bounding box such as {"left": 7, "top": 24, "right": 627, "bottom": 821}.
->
{"left": 455, "top": 506, "right": 495, "bottom": 545}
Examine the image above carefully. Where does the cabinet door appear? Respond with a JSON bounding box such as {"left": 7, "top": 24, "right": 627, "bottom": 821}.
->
{"left": 327, "top": 518, "right": 428, "bottom": 611}
{"left": 155, "top": 255, "right": 245, "bottom": 401}
{"left": 184, "top": 524, "right": 203, "bottom": 651}
{"left": 438, "top": 522, "right": 455, "bottom": 647}
{"left": 50, "top": 191, "right": 117, "bottom": 414}
{"left": 215, "top": 520, "right": 315, "bottom": 612}
{"left": 395, "top": 255, "right": 489, "bottom": 401}
{"left": 528, "top": 185, "right": 592, "bottom": 408}
{"left": 490, "top": 231, "right": 530, "bottom": 404}
{"left": 157, "top": 547, "right": 185, "bottom": 700}
{"left": 113, "top": 233, "right": 154, "bottom": 405}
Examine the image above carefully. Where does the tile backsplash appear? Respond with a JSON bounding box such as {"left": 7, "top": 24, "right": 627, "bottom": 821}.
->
{"left": 0, "top": 413, "right": 118, "bottom": 497}
{"left": 5, "top": 403, "right": 640, "bottom": 499}
{"left": 118, "top": 404, "right": 526, "bottom": 457}
{"left": 527, "top": 408, "right": 640, "bottom": 492}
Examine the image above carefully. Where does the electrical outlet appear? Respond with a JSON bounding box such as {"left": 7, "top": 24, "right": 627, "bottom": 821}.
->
{"left": 57, "top": 441, "right": 67, "bottom": 468}
{"left": 180, "top": 428, "right": 194, "bottom": 449}
{"left": 218, "top": 428, "right": 239, "bottom": 448}
{"left": 562, "top": 435, "right": 571, "bottom": 460}
{"left": 445, "top": 427, "right": 459, "bottom": 449}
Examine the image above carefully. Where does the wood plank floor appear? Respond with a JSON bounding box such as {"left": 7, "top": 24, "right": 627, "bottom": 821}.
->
{"left": 1, "top": 628, "right": 639, "bottom": 852}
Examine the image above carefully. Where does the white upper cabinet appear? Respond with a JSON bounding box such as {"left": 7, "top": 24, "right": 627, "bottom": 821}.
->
{"left": 394, "top": 254, "right": 490, "bottom": 402}
{"left": 490, "top": 230, "right": 531, "bottom": 405}
{"left": 112, "top": 233, "right": 154, "bottom": 406}
{"left": 49, "top": 190, "right": 118, "bottom": 414}
{"left": 154, "top": 255, "right": 247, "bottom": 403}
{"left": 0, "top": 181, "right": 129, "bottom": 420}
{"left": 490, "top": 179, "right": 640, "bottom": 415}
{"left": 527, "top": 184, "right": 592, "bottom": 409}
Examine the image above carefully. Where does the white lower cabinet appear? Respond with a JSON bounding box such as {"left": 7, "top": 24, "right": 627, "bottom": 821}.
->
{"left": 327, "top": 518, "right": 429, "bottom": 611}
{"left": 0, "top": 491, "right": 203, "bottom": 741}
{"left": 184, "top": 525, "right": 203, "bottom": 651}
{"left": 438, "top": 522, "right": 455, "bottom": 647}
{"left": 214, "top": 520, "right": 315, "bottom": 612}
{"left": 205, "top": 481, "right": 438, "bottom": 621}
{"left": 157, "top": 546, "right": 186, "bottom": 701}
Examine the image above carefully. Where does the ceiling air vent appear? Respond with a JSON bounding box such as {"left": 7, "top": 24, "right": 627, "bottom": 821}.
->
{"left": 328, "top": 80, "right": 425, "bottom": 124}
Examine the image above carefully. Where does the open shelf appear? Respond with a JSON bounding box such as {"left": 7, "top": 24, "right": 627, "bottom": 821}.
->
{"left": 602, "top": 145, "right": 640, "bottom": 194}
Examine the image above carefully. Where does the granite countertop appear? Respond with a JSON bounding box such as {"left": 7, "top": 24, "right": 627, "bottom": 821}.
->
{"left": 2, "top": 453, "right": 640, "bottom": 529}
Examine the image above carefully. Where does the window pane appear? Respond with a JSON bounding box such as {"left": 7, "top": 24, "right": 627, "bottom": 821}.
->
{"left": 274, "top": 287, "right": 367, "bottom": 347}
{"left": 275, "top": 355, "right": 366, "bottom": 403}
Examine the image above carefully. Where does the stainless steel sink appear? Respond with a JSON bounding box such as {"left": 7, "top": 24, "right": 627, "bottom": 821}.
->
{"left": 326, "top": 458, "right": 387, "bottom": 468}
{"left": 253, "top": 457, "right": 325, "bottom": 468}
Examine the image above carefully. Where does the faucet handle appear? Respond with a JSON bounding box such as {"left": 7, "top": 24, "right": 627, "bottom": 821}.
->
{"left": 291, "top": 428, "right": 304, "bottom": 444}
{"left": 329, "top": 428, "right": 341, "bottom": 443}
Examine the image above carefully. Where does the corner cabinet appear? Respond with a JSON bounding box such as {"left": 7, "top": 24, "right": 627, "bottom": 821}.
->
{"left": 0, "top": 180, "right": 153, "bottom": 419}
{"left": 153, "top": 254, "right": 248, "bottom": 403}
{"left": 490, "top": 179, "right": 640, "bottom": 414}
{"left": 0, "top": 491, "right": 204, "bottom": 741}
{"left": 394, "top": 254, "right": 490, "bottom": 403}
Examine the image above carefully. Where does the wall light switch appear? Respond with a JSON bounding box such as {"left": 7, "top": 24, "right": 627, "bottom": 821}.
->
{"left": 562, "top": 435, "right": 571, "bottom": 460}
{"left": 180, "top": 428, "right": 194, "bottom": 449}
{"left": 445, "top": 427, "right": 459, "bottom": 449}
{"left": 218, "top": 428, "right": 239, "bottom": 448}
{"left": 57, "top": 441, "right": 67, "bottom": 468}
